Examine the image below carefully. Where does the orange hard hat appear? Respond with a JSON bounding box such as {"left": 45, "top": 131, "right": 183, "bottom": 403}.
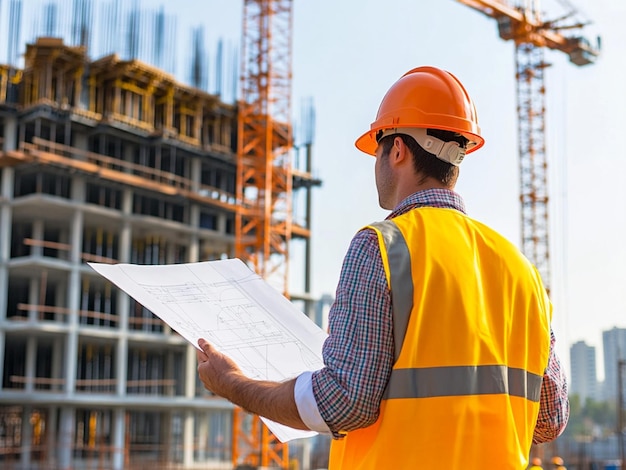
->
{"left": 532, "top": 457, "right": 542, "bottom": 466}
{"left": 355, "top": 66, "right": 485, "bottom": 161}
{"left": 551, "top": 456, "right": 564, "bottom": 465}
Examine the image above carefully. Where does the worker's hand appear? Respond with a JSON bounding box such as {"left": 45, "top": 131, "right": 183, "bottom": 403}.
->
{"left": 196, "top": 338, "right": 243, "bottom": 399}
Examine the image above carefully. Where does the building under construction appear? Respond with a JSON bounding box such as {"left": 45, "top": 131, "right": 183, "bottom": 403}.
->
{"left": 0, "top": 32, "right": 321, "bottom": 470}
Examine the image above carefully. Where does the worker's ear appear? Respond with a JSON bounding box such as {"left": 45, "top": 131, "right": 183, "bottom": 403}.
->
{"left": 390, "top": 136, "right": 410, "bottom": 167}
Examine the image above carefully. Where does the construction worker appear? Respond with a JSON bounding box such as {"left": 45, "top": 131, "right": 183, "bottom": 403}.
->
{"left": 551, "top": 456, "right": 567, "bottom": 469}
{"left": 196, "top": 66, "right": 569, "bottom": 469}
{"left": 530, "top": 457, "right": 544, "bottom": 469}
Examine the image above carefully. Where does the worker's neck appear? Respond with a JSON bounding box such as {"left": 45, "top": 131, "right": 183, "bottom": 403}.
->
{"left": 395, "top": 176, "right": 453, "bottom": 204}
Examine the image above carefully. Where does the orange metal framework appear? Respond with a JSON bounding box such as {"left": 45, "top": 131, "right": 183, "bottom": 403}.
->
{"left": 236, "top": 0, "right": 294, "bottom": 294}
{"left": 455, "top": 0, "right": 599, "bottom": 293}
{"left": 234, "top": 0, "right": 294, "bottom": 468}
{"left": 232, "top": 412, "right": 289, "bottom": 469}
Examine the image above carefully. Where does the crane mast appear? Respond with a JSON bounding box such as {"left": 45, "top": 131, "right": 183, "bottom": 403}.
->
{"left": 455, "top": 0, "right": 599, "bottom": 294}
{"left": 236, "top": 0, "right": 294, "bottom": 294}
{"left": 233, "top": 0, "right": 294, "bottom": 467}
{"left": 517, "top": 41, "right": 550, "bottom": 293}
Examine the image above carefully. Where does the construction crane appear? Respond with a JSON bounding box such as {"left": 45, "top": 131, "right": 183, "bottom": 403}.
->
{"left": 233, "top": 0, "right": 294, "bottom": 468}
{"left": 235, "top": 0, "right": 294, "bottom": 295}
{"left": 454, "top": 0, "right": 600, "bottom": 294}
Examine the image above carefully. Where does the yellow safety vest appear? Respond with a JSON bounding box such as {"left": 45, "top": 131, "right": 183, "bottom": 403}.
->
{"left": 329, "top": 207, "right": 551, "bottom": 469}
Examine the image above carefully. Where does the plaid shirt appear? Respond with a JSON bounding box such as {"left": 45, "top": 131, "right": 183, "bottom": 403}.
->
{"left": 311, "top": 188, "right": 569, "bottom": 442}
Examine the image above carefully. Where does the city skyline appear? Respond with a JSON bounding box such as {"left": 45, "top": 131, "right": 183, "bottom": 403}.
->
{"left": 569, "top": 327, "right": 626, "bottom": 401}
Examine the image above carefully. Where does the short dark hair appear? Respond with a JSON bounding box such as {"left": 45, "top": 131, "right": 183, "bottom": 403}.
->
{"left": 379, "top": 129, "right": 467, "bottom": 186}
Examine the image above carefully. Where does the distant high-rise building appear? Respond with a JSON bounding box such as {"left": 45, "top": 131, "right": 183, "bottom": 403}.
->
{"left": 569, "top": 340, "right": 598, "bottom": 403}
{"left": 602, "top": 327, "right": 626, "bottom": 401}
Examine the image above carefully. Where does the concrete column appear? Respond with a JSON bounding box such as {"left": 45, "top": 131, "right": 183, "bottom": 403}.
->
{"left": 57, "top": 407, "right": 75, "bottom": 470}
{"left": 189, "top": 199, "right": 200, "bottom": 229}
{"left": 114, "top": 192, "right": 131, "bottom": 470}
{"left": 0, "top": 165, "right": 13, "bottom": 220}
{"left": 115, "top": 283, "right": 129, "bottom": 400}
{"left": 166, "top": 241, "right": 176, "bottom": 265}
{"left": 301, "top": 437, "right": 312, "bottom": 470}
{"left": 28, "top": 277, "right": 39, "bottom": 321}
{"left": 70, "top": 208, "right": 84, "bottom": 265}
{"left": 115, "top": 336, "right": 128, "bottom": 397}
{"left": 182, "top": 410, "right": 195, "bottom": 468}
{"left": 64, "top": 209, "right": 83, "bottom": 394}
{"left": 115, "top": 272, "right": 128, "bottom": 399}
{"left": 2, "top": 114, "right": 17, "bottom": 151}
{"left": 197, "top": 412, "right": 209, "bottom": 461}
{"left": 1, "top": 118, "right": 17, "bottom": 459}
{"left": 0, "top": 167, "right": 14, "bottom": 384}
{"left": 20, "top": 405, "right": 33, "bottom": 470}
{"left": 123, "top": 144, "right": 134, "bottom": 171}
{"left": 32, "top": 219, "right": 43, "bottom": 257}
{"left": 188, "top": 234, "right": 199, "bottom": 263}
{"left": 188, "top": 158, "right": 201, "bottom": 263}
{"left": 217, "top": 212, "right": 227, "bottom": 235}
{"left": 0, "top": 168, "right": 14, "bottom": 324}
{"left": 185, "top": 343, "right": 196, "bottom": 399}
{"left": 190, "top": 158, "right": 201, "bottom": 191}
{"left": 71, "top": 176, "right": 86, "bottom": 212}
{"left": 162, "top": 411, "right": 173, "bottom": 463}
{"left": 72, "top": 132, "right": 88, "bottom": 155}
{"left": 63, "top": 298, "right": 79, "bottom": 393}
{"left": 116, "top": 193, "right": 130, "bottom": 397}
{"left": 182, "top": 345, "right": 198, "bottom": 467}
{"left": 25, "top": 336, "right": 36, "bottom": 393}
{"left": 188, "top": 205, "right": 200, "bottom": 262}
{"left": 111, "top": 408, "right": 126, "bottom": 470}
{"left": 120, "top": 188, "right": 133, "bottom": 261}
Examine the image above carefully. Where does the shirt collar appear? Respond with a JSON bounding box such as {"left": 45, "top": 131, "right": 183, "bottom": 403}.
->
{"left": 387, "top": 188, "right": 466, "bottom": 220}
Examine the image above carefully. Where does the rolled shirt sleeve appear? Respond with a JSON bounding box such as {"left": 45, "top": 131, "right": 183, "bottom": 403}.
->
{"left": 294, "top": 371, "right": 331, "bottom": 434}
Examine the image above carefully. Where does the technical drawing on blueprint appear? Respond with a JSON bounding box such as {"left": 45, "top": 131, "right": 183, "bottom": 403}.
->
{"left": 89, "top": 258, "right": 327, "bottom": 441}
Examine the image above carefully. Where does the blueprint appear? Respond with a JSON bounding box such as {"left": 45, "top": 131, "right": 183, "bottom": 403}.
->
{"left": 88, "top": 258, "right": 328, "bottom": 442}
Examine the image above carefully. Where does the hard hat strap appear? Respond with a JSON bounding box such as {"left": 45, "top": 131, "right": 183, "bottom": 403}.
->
{"left": 377, "top": 127, "right": 466, "bottom": 166}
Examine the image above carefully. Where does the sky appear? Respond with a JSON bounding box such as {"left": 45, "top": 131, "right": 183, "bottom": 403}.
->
{"left": 2, "top": 0, "right": 625, "bottom": 377}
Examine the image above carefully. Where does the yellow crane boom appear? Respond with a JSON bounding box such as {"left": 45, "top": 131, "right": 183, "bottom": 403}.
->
{"left": 456, "top": 0, "right": 598, "bottom": 64}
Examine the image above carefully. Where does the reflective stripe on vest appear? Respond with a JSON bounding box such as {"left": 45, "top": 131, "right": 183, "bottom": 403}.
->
{"left": 384, "top": 365, "right": 542, "bottom": 402}
{"left": 369, "top": 220, "right": 543, "bottom": 404}
{"left": 369, "top": 221, "right": 413, "bottom": 363}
